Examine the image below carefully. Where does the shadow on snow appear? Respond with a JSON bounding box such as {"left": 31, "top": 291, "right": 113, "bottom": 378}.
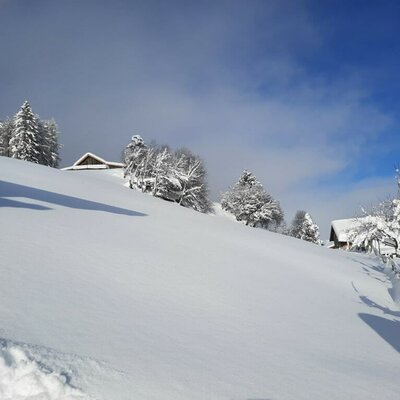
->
{"left": 358, "top": 313, "right": 400, "bottom": 353}
{"left": 351, "top": 281, "right": 400, "bottom": 353}
{"left": 0, "top": 180, "right": 146, "bottom": 217}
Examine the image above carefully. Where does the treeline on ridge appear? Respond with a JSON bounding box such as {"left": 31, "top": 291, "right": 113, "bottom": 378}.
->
{"left": 0, "top": 101, "right": 61, "bottom": 167}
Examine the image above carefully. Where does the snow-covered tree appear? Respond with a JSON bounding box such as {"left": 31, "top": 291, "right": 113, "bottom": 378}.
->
{"left": 37, "top": 119, "right": 60, "bottom": 167}
{"left": 0, "top": 117, "right": 14, "bottom": 157}
{"left": 346, "top": 169, "right": 400, "bottom": 253}
{"left": 1, "top": 102, "right": 61, "bottom": 166}
{"left": 172, "top": 148, "right": 212, "bottom": 213}
{"left": 43, "top": 119, "right": 61, "bottom": 168}
{"left": 221, "top": 170, "right": 283, "bottom": 228}
{"left": 290, "top": 210, "right": 321, "bottom": 244}
{"left": 290, "top": 210, "right": 306, "bottom": 238}
{"left": 123, "top": 135, "right": 149, "bottom": 189}
{"left": 151, "top": 146, "right": 174, "bottom": 198}
{"left": 348, "top": 200, "right": 400, "bottom": 253}
{"left": 9, "top": 101, "right": 42, "bottom": 163}
{"left": 122, "top": 137, "right": 212, "bottom": 213}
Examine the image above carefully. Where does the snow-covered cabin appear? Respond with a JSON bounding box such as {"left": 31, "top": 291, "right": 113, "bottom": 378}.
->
{"left": 329, "top": 218, "right": 361, "bottom": 249}
{"left": 329, "top": 217, "right": 398, "bottom": 255}
{"left": 62, "top": 152, "right": 125, "bottom": 171}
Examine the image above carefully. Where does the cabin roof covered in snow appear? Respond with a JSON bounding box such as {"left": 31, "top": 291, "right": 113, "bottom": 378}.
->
{"left": 62, "top": 152, "right": 125, "bottom": 170}
{"left": 330, "top": 218, "right": 362, "bottom": 242}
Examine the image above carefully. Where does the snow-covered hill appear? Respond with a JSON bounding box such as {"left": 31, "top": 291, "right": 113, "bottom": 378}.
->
{"left": 0, "top": 156, "right": 399, "bottom": 400}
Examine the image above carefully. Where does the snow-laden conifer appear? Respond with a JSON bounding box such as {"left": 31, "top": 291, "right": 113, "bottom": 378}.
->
{"left": 0, "top": 117, "right": 14, "bottom": 157}
{"left": 9, "top": 101, "right": 42, "bottom": 163}
{"left": 290, "top": 210, "right": 306, "bottom": 238}
{"left": 290, "top": 210, "right": 321, "bottom": 244}
{"left": 43, "top": 119, "right": 61, "bottom": 167}
{"left": 221, "top": 170, "right": 283, "bottom": 228}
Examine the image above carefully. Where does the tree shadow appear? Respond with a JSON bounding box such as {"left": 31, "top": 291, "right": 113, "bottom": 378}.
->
{"left": 347, "top": 256, "right": 383, "bottom": 273}
{"left": 358, "top": 313, "right": 400, "bottom": 353}
{"left": 359, "top": 265, "right": 387, "bottom": 283}
{"left": 0, "top": 198, "right": 52, "bottom": 210}
{"left": 0, "top": 180, "right": 146, "bottom": 217}
{"left": 359, "top": 294, "right": 400, "bottom": 318}
{"left": 351, "top": 281, "right": 400, "bottom": 353}
{"left": 351, "top": 281, "right": 400, "bottom": 317}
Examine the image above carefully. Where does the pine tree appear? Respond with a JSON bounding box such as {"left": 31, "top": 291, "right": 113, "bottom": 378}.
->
{"left": 40, "top": 118, "right": 61, "bottom": 168}
{"left": 9, "top": 101, "right": 42, "bottom": 163}
{"left": 221, "top": 170, "right": 283, "bottom": 228}
{"left": 37, "top": 120, "right": 51, "bottom": 166}
{"left": 0, "top": 117, "right": 14, "bottom": 157}
{"left": 290, "top": 210, "right": 307, "bottom": 238}
{"left": 301, "top": 213, "right": 321, "bottom": 244}
{"left": 290, "top": 210, "right": 321, "bottom": 244}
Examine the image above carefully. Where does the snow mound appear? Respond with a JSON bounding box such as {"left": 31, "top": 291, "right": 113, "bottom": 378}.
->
{"left": 0, "top": 341, "right": 86, "bottom": 400}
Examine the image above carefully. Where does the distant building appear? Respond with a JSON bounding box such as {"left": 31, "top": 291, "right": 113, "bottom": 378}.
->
{"left": 62, "top": 152, "right": 125, "bottom": 171}
{"left": 329, "top": 218, "right": 396, "bottom": 255}
{"left": 329, "top": 218, "right": 361, "bottom": 249}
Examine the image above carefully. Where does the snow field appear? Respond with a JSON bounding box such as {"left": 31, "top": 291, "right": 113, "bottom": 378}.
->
{"left": 0, "top": 156, "right": 399, "bottom": 399}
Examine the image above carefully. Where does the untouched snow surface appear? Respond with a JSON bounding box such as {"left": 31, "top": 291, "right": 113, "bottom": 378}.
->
{"left": 0, "top": 156, "right": 399, "bottom": 400}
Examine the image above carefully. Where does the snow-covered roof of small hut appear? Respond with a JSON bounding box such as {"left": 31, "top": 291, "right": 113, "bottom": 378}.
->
{"left": 330, "top": 218, "right": 363, "bottom": 242}
{"left": 62, "top": 152, "right": 125, "bottom": 170}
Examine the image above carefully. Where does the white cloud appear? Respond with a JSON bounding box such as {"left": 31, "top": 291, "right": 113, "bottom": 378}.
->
{"left": 0, "top": 0, "right": 396, "bottom": 235}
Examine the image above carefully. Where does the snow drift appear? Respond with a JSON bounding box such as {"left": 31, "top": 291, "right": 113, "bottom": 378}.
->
{"left": 0, "top": 156, "right": 399, "bottom": 399}
{"left": 0, "top": 340, "right": 85, "bottom": 400}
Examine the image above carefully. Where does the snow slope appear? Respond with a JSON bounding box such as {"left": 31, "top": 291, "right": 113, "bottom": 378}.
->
{"left": 0, "top": 156, "right": 399, "bottom": 400}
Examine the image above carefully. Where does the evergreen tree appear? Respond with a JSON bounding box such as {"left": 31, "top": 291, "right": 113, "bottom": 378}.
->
{"left": 39, "top": 119, "right": 61, "bottom": 167}
{"left": 0, "top": 117, "right": 14, "bottom": 157}
{"left": 290, "top": 210, "right": 307, "bottom": 238}
{"left": 290, "top": 210, "right": 321, "bottom": 244}
{"left": 37, "top": 120, "right": 51, "bottom": 166}
{"left": 1, "top": 103, "right": 61, "bottom": 166}
{"left": 9, "top": 101, "right": 41, "bottom": 163}
{"left": 221, "top": 170, "right": 283, "bottom": 228}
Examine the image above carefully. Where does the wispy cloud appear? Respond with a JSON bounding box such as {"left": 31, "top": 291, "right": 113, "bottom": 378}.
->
{"left": 0, "top": 0, "right": 397, "bottom": 233}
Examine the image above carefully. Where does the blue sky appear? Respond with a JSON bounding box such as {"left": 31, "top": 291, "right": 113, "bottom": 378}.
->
{"left": 1, "top": 0, "right": 400, "bottom": 235}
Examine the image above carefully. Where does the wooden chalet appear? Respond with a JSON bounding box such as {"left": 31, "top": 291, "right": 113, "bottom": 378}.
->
{"left": 62, "top": 152, "right": 125, "bottom": 171}
{"left": 329, "top": 218, "right": 360, "bottom": 249}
